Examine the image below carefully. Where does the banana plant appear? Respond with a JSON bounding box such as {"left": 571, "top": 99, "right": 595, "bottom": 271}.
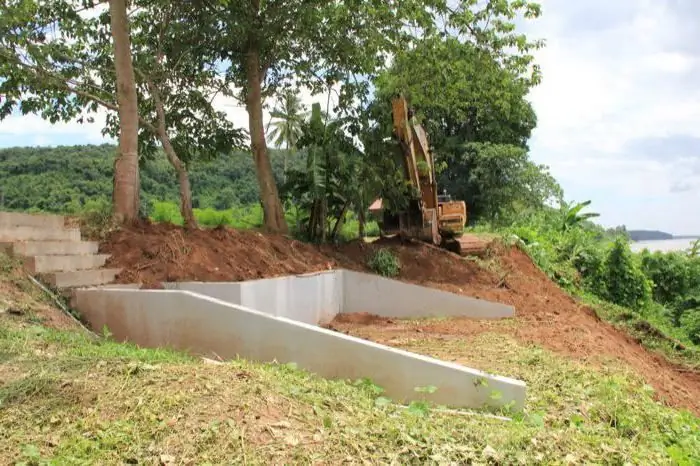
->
{"left": 561, "top": 200, "right": 600, "bottom": 232}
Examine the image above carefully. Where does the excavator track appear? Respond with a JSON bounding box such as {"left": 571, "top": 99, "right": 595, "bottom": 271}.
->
{"left": 441, "top": 234, "right": 489, "bottom": 257}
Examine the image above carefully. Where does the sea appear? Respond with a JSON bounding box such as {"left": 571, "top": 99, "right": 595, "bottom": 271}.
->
{"left": 630, "top": 238, "right": 698, "bottom": 253}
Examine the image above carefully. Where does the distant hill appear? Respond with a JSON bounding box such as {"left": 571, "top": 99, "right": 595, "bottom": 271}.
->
{"left": 627, "top": 230, "right": 673, "bottom": 241}
{"left": 0, "top": 144, "right": 303, "bottom": 214}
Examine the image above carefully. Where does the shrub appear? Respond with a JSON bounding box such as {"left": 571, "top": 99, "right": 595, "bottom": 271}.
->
{"left": 639, "top": 251, "right": 694, "bottom": 306}
{"left": 604, "top": 237, "right": 652, "bottom": 311}
{"left": 195, "top": 207, "right": 233, "bottom": 227}
{"left": 151, "top": 200, "right": 183, "bottom": 225}
{"left": 368, "top": 248, "right": 401, "bottom": 277}
{"left": 680, "top": 310, "right": 700, "bottom": 345}
{"left": 78, "top": 199, "right": 116, "bottom": 240}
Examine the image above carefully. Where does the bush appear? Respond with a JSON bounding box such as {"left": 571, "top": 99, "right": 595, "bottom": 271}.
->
{"left": 77, "top": 199, "right": 116, "bottom": 240}
{"left": 680, "top": 310, "right": 700, "bottom": 345}
{"left": 195, "top": 207, "right": 233, "bottom": 227}
{"left": 151, "top": 200, "right": 183, "bottom": 225}
{"left": 603, "top": 238, "right": 652, "bottom": 311}
{"left": 639, "top": 251, "right": 694, "bottom": 306}
{"left": 368, "top": 248, "right": 401, "bottom": 277}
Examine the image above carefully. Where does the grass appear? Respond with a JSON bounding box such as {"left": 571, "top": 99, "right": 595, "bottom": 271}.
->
{"left": 1, "top": 319, "right": 699, "bottom": 463}
{"left": 1, "top": 251, "right": 699, "bottom": 464}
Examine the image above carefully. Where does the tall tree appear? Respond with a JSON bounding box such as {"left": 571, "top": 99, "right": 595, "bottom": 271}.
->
{"left": 367, "top": 1, "right": 547, "bottom": 224}
{"left": 374, "top": 36, "right": 540, "bottom": 151}
{"left": 108, "top": 0, "right": 141, "bottom": 223}
{"left": 176, "top": 0, "right": 443, "bottom": 233}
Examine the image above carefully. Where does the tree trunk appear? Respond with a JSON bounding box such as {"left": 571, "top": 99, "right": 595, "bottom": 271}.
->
{"left": 149, "top": 81, "right": 197, "bottom": 229}
{"left": 109, "top": 0, "right": 140, "bottom": 223}
{"left": 245, "top": 46, "right": 288, "bottom": 233}
{"left": 331, "top": 202, "right": 349, "bottom": 241}
{"left": 358, "top": 205, "right": 366, "bottom": 239}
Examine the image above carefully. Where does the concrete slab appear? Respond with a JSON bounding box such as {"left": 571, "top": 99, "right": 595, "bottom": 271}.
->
{"left": 0, "top": 226, "right": 81, "bottom": 242}
{"left": 0, "top": 240, "right": 99, "bottom": 256}
{"left": 341, "top": 270, "right": 514, "bottom": 319}
{"left": 42, "top": 268, "right": 121, "bottom": 288}
{"left": 24, "top": 254, "right": 110, "bottom": 273}
{"left": 72, "top": 288, "right": 526, "bottom": 411}
{"left": 0, "top": 211, "right": 65, "bottom": 229}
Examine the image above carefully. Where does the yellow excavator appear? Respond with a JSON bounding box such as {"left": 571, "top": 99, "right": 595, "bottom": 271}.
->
{"left": 369, "top": 95, "right": 487, "bottom": 256}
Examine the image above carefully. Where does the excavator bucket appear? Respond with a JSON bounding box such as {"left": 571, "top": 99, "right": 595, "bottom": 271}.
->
{"left": 442, "top": 234, "right": 489, "bottom": 257}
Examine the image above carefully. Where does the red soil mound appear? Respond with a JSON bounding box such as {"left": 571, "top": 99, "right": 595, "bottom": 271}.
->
{"left": 100, "top": 224, "right": 700, "bottom": 414}
{"left": 101, "top": 221, "right": 338, "bottom": 287}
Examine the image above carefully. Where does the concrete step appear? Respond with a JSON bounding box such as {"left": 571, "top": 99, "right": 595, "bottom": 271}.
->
{"left": 0, "top": 240, "right": 99, "bottom": 256}
{"left": 24, "top": 254, "right": 110, "bottom": 273}
{"left": 40, "top": 268, "right": 122, "bottom": 288}
{"left": 0, "top": 211, "right": 65, "bottom": 229}
{"left": 0, "top": 226, "right": 81, "bottom": 242}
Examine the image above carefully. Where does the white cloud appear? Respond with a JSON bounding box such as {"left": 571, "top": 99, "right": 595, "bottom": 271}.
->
{"left": 0, "top": 111, "right": 110, "bottom": 145}
{"left": 526, "top": 0, "right": 700, "bottom": 233}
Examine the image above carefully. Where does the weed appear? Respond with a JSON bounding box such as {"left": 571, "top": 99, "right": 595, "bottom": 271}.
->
{"left": 367, "top": 248, "right": 401, "bottom": 277}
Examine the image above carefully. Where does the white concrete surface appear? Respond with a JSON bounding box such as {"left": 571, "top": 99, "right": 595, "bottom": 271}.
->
{"left": 72, "top": 288, "right": 526, "bottom": 411}
{"left": 0, "top": 240, "right": 100, "bottom": 256}
{"left": 0, "top": 226, "right": 81, "bottom": 242}
{"left": 165, "top": 269, "right": 514, "bottom": 323}
{"left": 162, "top": 271, "right": 341, "bottom": 325}
{"left": 24, "top": 253, "right": 110, "bottom": 273}
{"left": 42, "top": 268, "right": 122, "bottom": 288}
{"left": 342, "top": 270, "right": 514, "bottom": 319}
{"left": 0, "top": 211, "right": 65, "bottom": 229}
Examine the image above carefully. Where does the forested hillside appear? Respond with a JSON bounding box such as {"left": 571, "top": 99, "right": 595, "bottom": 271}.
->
{"left": 0, "top": 144, "right": 302, "bottom": 214}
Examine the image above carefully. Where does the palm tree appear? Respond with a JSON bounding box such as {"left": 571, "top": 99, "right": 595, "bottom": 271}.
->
{"left": 267, "top": 89, "right": 309, "bottom": 179}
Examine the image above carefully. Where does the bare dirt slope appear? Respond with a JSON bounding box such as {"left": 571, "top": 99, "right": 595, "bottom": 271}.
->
{"left": 101, "top": 222, "right": 700, "bottom": 415}
{"left": 101, "top": 221, "right": 338, "bottom": 286}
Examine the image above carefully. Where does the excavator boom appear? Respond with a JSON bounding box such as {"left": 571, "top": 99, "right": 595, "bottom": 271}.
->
{"left": 372, "top": 96, "right": 487, "bottom": 256}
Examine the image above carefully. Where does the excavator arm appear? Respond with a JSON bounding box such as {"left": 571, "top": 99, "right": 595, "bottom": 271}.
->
{"left": 372, "top": 95, "right": 487, "bottom": 256}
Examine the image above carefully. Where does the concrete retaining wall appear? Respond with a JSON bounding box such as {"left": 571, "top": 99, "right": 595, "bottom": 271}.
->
{"left": 162, "top": 270, "right": 341, "bottom": 325}
{"left": 72, "top": 288, "right": 526, "bottom": 411}
{"left": 341, "top": 270, "right": 514, "bottom": 319}
{"left": 161, "top": 269, "right": 513, "bottom": 324}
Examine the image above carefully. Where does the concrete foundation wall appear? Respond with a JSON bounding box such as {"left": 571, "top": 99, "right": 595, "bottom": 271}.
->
{"left": 164, "top": 269, "right": 513, "bottom": 324}
{"left": 239, "top": 271, "right": 341, "bottom": 325}
{"left": 72, "top": 288, "right": 526, "bottom": 411}
{"left": 341, "top": 270, "right": 514, "bottom": 319}
{"left": 164, "top": 271, "right": 341, "bottom": 325}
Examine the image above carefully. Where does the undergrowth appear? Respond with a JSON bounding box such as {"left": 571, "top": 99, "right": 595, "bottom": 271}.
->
{"left": 367, "top": 248, "right": 401, "bottom": 277}
{"left": 474, "top": 204, "right": 700, "bottom": 366}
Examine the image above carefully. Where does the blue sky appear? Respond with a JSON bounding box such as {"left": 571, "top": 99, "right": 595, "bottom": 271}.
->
{"left": 1, "top": 0, "right": 699, "bottom": 234}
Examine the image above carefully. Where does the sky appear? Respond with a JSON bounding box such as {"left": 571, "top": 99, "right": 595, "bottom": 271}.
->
{"left": 1, "top": 0, "right": 699, "bottom": 234}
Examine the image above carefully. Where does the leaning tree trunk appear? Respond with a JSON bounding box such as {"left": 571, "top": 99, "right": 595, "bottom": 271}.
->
{"left": 109, "top": 0, "right": 140, "bottom": 223}
{"left": 245, "top": 46, "right": 288, "bottom": 234}
{"left": 149, "top": 82, "right": 197, "bottom": 229}
{"left": 331, "top": 202, "right": 349, "bottom": 241}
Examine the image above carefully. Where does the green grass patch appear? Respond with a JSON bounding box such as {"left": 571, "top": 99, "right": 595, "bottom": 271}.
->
{"left": 1, "top": 316, "right": 698, "bottom": 464}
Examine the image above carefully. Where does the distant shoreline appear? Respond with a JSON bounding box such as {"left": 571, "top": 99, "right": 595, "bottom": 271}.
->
{"left": 627, "top": 230, "right": 699, "bottom": 242}
{"left": 630, "top": 236, "right": 699, "bottom": 242}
